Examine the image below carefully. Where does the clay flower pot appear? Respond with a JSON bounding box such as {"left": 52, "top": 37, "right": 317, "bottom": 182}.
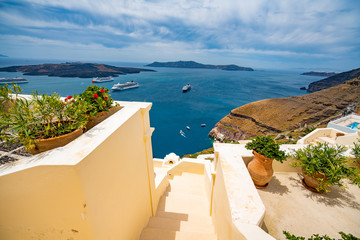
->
{"left": 85, "top": 106, "right": 121, "bottom": 131}
{"left": 247, "top": 150, "right": 274, "bottom": 188}
{"left": 302, "top": 171, "right": 326, "bottom": 193}
{"left": 28, "top": 127, "right": 83, "bottom": 155}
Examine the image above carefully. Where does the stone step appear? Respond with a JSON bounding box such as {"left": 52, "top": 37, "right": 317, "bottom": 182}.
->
{"left": 155, "top": 211, "right": 213, "bottom": 224}
{"left": 168, "top": 183, "right": 206, "bottom": 196}
{"left": 157, "top": 195, "right": 210, "bottom": 216}
{"left": 139, "top": 228, "right": 217, "bottom": 240}
{"left": 163, "top": 191, "right": 209, "bottom": 203}
{"left": 146, "top": 216, "right": 215, "bottom": 234}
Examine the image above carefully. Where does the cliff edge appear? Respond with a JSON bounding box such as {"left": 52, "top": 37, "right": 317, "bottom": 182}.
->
{"left": 209, "top": 77, "right": 360, "bottom": 141}
{"left": 307, "top": 68, "right": 360, "bottom": 92}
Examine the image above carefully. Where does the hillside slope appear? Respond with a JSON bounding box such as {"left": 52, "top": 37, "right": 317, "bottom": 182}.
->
{"left": 209, "top": 77, "right": 360, "bottom": 141}
{"left": 307, "top": 68, "right": 360, "bottom": 92}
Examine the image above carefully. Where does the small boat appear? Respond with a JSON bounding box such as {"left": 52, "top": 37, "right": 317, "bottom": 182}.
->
{"left": 201, "top": 124, "right": 206, "bottom": 127}
{"left": 111, "top": 81, "right": 139, "bottom": 91}
{"left": 180, "top": 130, "right": 185, "bottom": 137}
{"left": 186, "top": 126, "right": 190, "bottom": 130}
{"left": 0, "top": 77, "right": 28, "bottom": 85}
{"left": 182, "top": 84, "right": 191, "bottom": 92}
{"left": 92, "top": 76, "right": 114, "bottom": 83}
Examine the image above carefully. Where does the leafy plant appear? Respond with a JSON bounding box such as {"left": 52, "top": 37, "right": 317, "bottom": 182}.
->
{"left": 245, "top": 136, "right": 286, "bottom": 163}
{"left": 0, "top": 92, "right": 89, "bottom": 151}
{"left": 283, "top": 230, "right": 360, "bottom": 240}
{"left": 291, "top": 142, "right": 360, "bottom": 192}
{"left": 303, "top": 125, "right": 316, "bottom": 135}
{"left": 352, "top": 139, "right": 360, "bottom": 159}
{"left": 0, "top": 84, "right": 21, "bottom": 112}
{"left": 79, "top": 85, "right": 115, "bottom": 116}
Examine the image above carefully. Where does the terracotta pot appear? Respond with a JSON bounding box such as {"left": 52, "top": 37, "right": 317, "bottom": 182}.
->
{"left": 28, "top": 127, "right": 83, "bottom": 155}
{"left": 302, "top": 171, "right": 326, "bottom": 193}
{"left": 85, "top": 106, "right": 121, "bottom": 131}
{"left": 247, "top": 150, "right": 274, "bottom": 188}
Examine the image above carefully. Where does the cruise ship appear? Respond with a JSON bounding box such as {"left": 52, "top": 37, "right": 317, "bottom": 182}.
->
{"left": 92, "top": 76, "right": 114, "bottom": 83}
{"left": 111, "top": 81, "right": 139, "bottom": 91}
{"left": 0, "top": 77, "right": 29, "bottom": 85}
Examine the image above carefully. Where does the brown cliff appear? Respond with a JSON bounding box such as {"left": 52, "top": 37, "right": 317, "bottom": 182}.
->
{"left": 209, "top": 77, "right": 360, "bottom": 141}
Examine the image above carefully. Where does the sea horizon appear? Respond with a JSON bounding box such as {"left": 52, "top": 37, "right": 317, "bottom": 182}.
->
{"left": 0, "top": 58, "right": 324, "bottom": 158}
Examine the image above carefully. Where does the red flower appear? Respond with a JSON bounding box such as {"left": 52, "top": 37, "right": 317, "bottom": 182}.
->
{"left": 67, "top": 96, "right": 72, "bottom": 99}
{"left": 100, "top": 89, "right": 105, "bottom": 93}
{"left": 105, "top": 97, "right": 108, "bottom": 100}
{"left": 92, "top": 80, "right": 95, "bottom": 83}
{"left": 93, "top": 93, "right": 99, "bottom": 98}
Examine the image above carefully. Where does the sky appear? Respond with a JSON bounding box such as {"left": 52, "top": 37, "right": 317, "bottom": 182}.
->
{"left": 0, "top": 0, "right": 359, "bottom": 70}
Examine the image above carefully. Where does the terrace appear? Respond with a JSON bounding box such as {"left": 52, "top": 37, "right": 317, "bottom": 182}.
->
{"left": 327, "top": 113, "right": 360, "bottom": 133}
{"left": 0, "top": 96, "right": 359, "bottom": 239}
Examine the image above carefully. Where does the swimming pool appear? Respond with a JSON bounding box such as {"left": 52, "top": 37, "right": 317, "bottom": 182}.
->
{"left": 347, "top": 122, "right": 360, "bottom": 130}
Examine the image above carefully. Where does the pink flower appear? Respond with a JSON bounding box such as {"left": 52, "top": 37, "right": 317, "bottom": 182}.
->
{"left": 100, "top": 89, "right": 105, "bottom": 93}
{"left": 93, "top": 94, "right": 99, "bottom": 98}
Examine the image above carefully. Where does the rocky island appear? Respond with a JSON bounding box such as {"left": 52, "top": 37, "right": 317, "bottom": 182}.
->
{"left": 146, "top": 61, "right": 254, "bottom": 71}
{"left": 209, "top": 70, "right": 360, "bottom": 142}
{"left": 0, "top": 62, "right": 155, "bottom": 78}
{"left": 301, "top": 71, "right": 338, "bottom": 77}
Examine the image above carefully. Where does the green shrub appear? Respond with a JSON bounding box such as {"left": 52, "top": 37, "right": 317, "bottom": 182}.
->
{"left": 0, "top": 92, "right": 88, "bottom": 151}
{"left": 245, "top": 136, "right": 286, "bottom": 163}
{"left": 291, "top": 142, "right": 360, "bottom": 192}
{"left": 352, "top": 139, "right": 360, "bottom": 159}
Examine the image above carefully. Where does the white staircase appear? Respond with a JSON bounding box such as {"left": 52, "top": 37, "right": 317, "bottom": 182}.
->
{"left": 140, "top": 172, "right": 217, "bottom": 240}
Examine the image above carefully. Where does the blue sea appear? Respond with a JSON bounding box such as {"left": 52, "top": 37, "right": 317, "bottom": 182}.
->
{"left": 0, "top": 58, "right": 323, "bottom": 158}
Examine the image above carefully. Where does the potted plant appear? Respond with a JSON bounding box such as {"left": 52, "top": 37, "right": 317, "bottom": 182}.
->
{"left": 291, "top": 142, "right": 360, "bottom": 193}
{"left": 245, "top": 136, "right": 286, "bottom": 188}
{"left": 0, "top": 91, "right": 89, "bottom": 154}
{"left": 78, "top": 85, "right": 121, "bottom": 130}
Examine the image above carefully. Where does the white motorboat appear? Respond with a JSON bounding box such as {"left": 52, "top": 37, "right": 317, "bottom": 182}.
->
{"left": 182, "top": 84, "right": 191, "bottom": 92}
{"left": 0, "top": 77, "right": 28, "bottom": 85}
{"left": 111, "top": 81, "right": 139, "bottom": 91}
{"left": 92, "top": 76, "right": 114, "bottom": 83}
{"left": 186, "top": 126, "right": 190, "bottom": 130}
{"left": 180, "top": 130, "right": 185, "bottom": 137}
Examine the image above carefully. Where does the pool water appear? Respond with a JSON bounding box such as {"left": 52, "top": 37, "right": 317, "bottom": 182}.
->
{"left": 347, "top": 122, "right": 360, "bottom": 130}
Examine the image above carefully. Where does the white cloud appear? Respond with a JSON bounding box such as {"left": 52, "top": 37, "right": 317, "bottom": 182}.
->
{"left": 1, "top": 0, "right": 359, "bottom": 69}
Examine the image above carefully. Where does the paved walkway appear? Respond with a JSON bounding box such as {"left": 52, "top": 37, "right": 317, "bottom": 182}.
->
{"left": 258, "top": 172, "right": 360, "bottom": 239}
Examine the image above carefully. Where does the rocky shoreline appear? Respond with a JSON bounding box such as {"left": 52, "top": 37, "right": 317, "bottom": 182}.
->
{"left": 307, "top": 68, "right": 360, "bottom": 92}
{"left": 209, "top": 77, "right": 360, "bottom": 142}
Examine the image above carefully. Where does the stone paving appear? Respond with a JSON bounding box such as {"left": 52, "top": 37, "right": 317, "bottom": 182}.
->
{"left": 258, "top": 172, "right": 360, "bottom": 240}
